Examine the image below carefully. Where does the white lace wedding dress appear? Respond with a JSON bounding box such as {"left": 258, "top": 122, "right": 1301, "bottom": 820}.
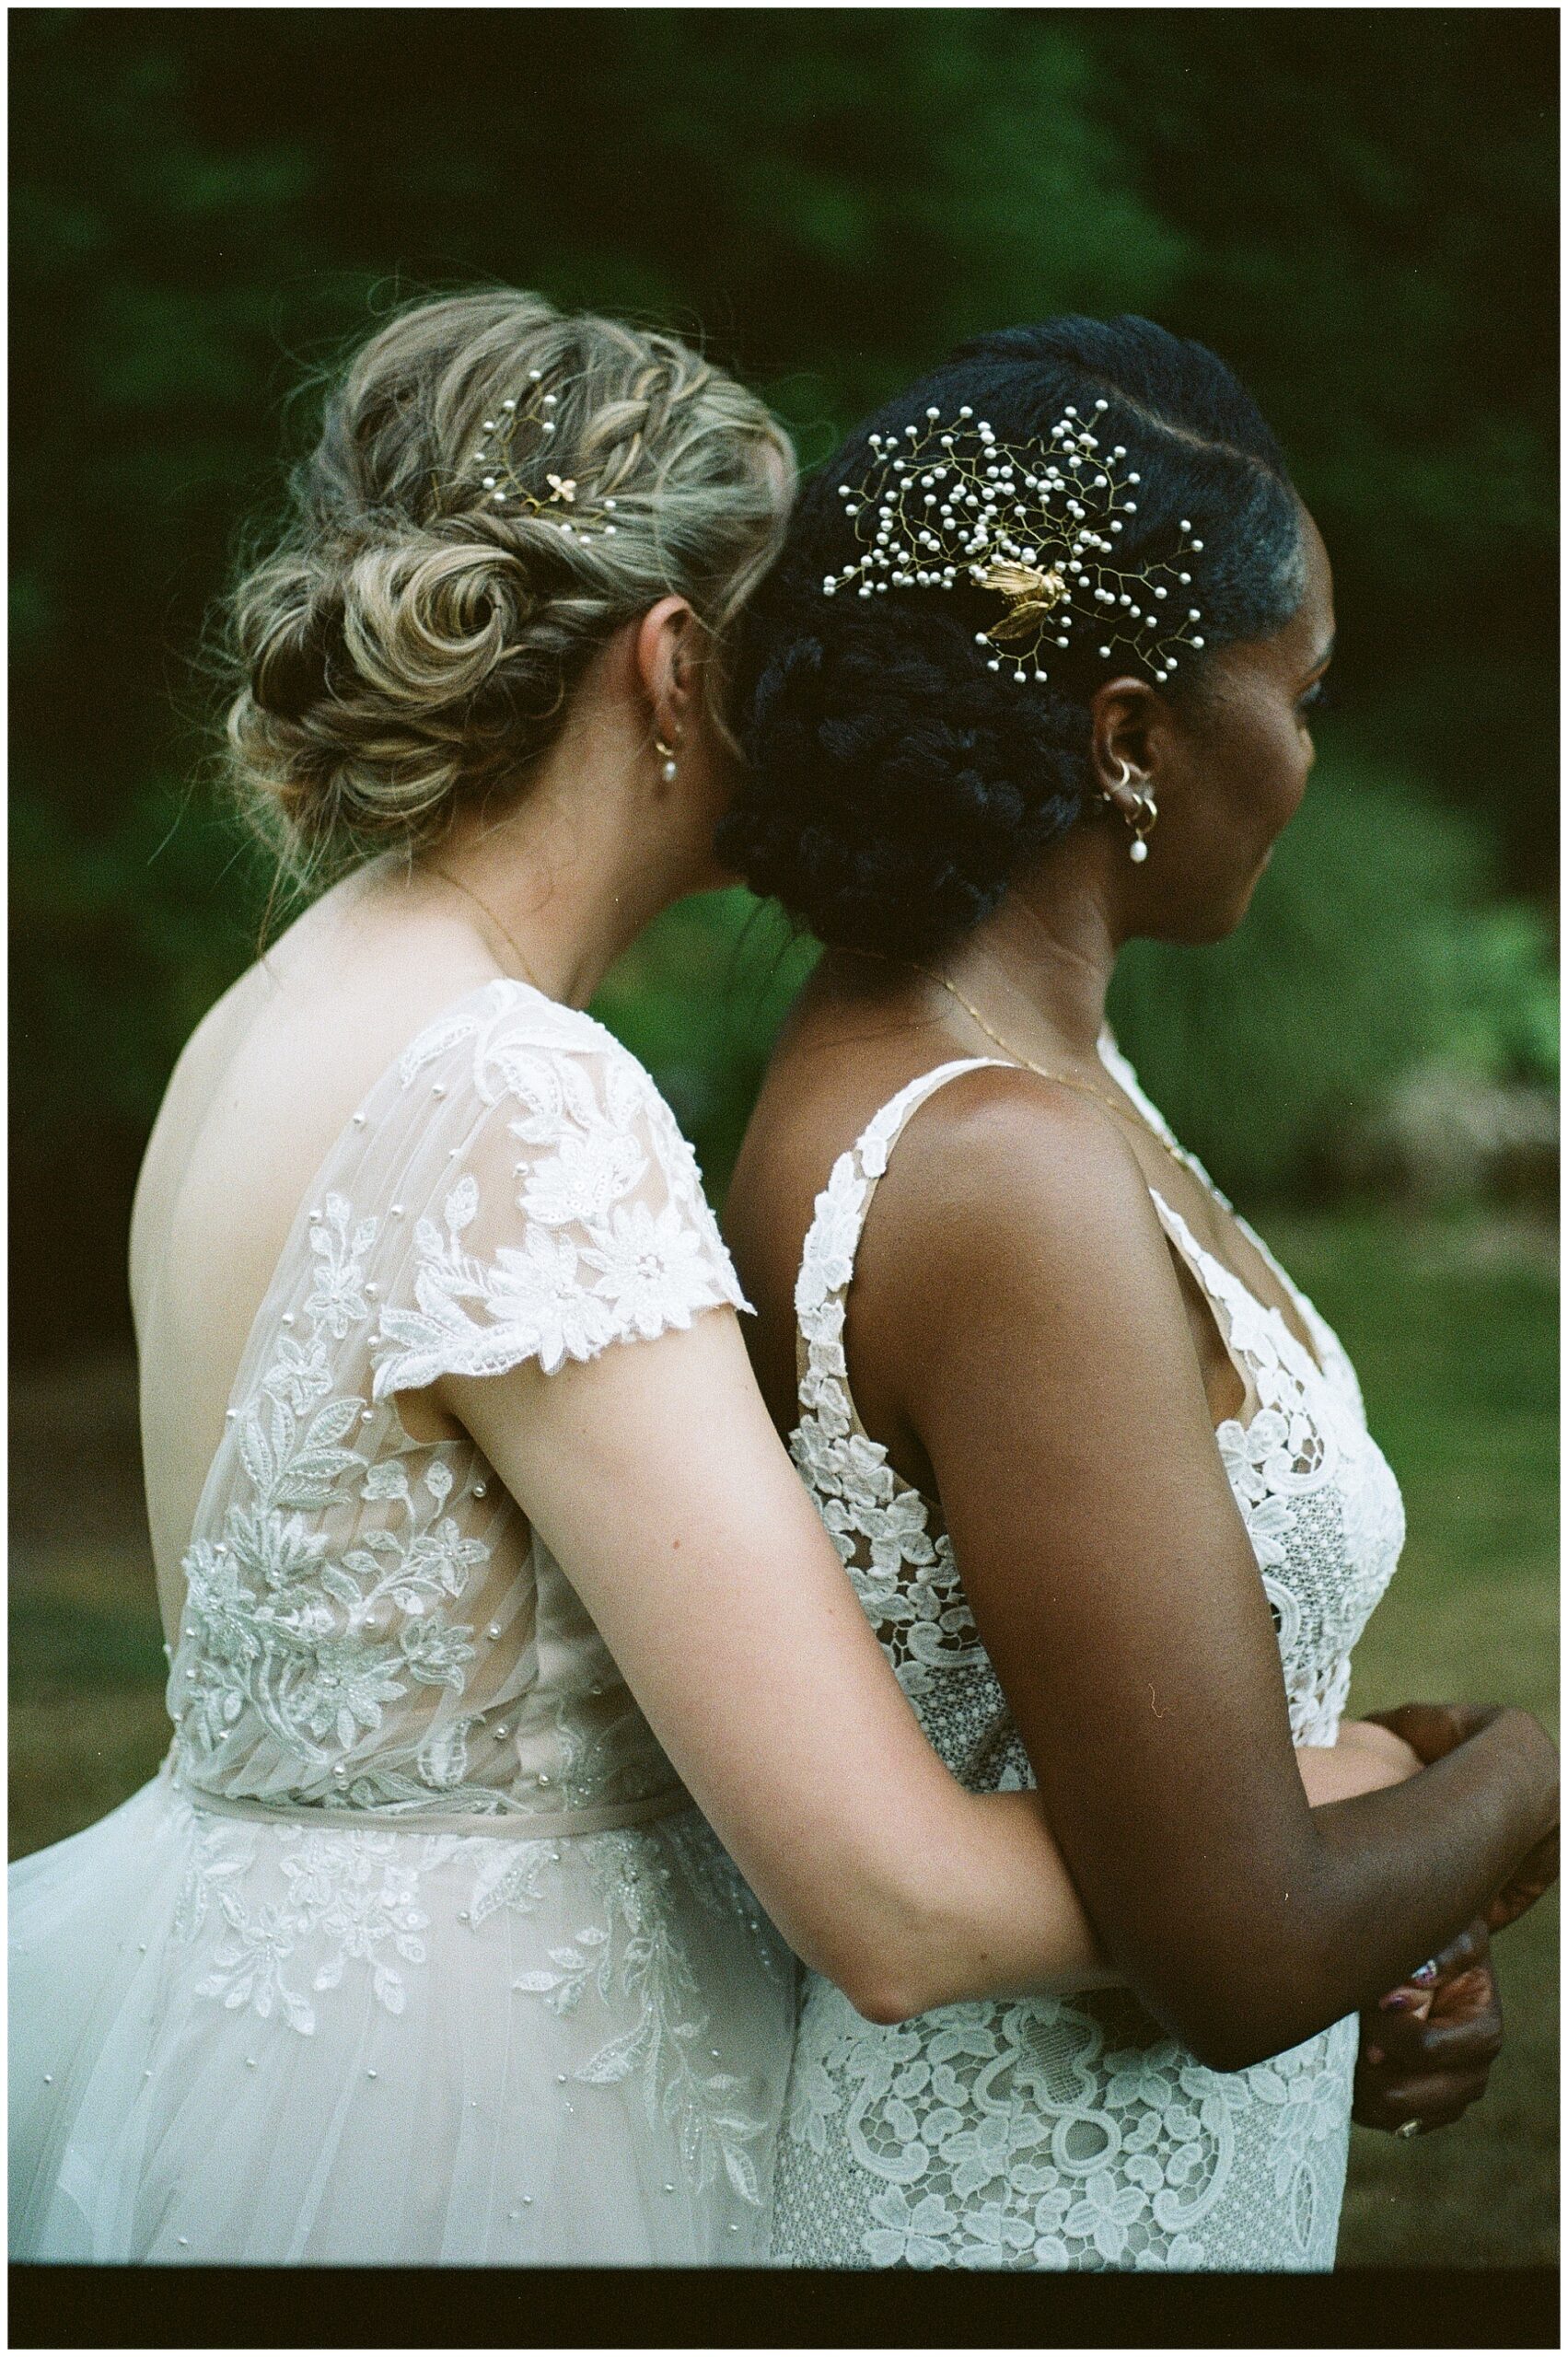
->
{"left": 772, "top": 1040, "right": 1406, "bottom": 2271}
{"left": 10, "top": 979, "right": 798, "bottom": 2265}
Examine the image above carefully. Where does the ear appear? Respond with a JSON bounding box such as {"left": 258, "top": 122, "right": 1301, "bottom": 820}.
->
{"left": 633, "top": 595, "right": 701, "bottom": 751}
{"left": 1087, "top": 676, "right": 1176, "bottom": 811}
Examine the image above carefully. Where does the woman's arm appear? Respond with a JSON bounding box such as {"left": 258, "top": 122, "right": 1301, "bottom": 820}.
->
{"left": 873, "top": 1067, "right": 1556, "bottom": 2068}
{"left": 1298, "top": 1720, "right": 1422, "bottom": 1805}
{"left": 435, "top": 1313, "right": 1443, "bottom": 2026}
{"left": 893, "top": 1724, "right": 1426, "bottom": 2012}
{"left": 441, "top": 1312, "right": 1109, "bottom": 2021}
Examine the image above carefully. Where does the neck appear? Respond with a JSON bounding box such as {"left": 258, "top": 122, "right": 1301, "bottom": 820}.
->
{"left": 944, "top": 828, "right": 1126, "bottom": 1063}
{"left": 400, "top": 702, "right": 692, "bottom": 1009}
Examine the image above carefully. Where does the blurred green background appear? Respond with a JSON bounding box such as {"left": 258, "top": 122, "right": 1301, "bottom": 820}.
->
{"left": 9, "top": 6, "right": 1557, "bottom": 2267}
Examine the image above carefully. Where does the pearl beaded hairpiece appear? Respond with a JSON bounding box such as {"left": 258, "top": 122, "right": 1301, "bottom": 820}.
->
{"left": 823, "top": 399, "right": 1205, "bottom": 686}
{"left": 470, "top": 369, "right": 619, "bottom": 543}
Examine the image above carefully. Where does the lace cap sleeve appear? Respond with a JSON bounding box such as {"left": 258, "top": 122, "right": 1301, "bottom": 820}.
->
{"left": 370, "top": 989, "right": 748, "bottom": 1396}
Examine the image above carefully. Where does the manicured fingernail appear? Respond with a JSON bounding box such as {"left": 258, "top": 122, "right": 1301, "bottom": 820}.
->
{"left": 1364, "top": 2044, "right": 1385, "bottom": 2067}
{"left": 1379, "top": 1991, "right": 1413, "bottom": 2011}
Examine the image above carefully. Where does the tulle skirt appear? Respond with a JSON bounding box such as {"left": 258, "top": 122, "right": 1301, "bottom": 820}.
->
{"left": 10, "top": 1770, "right": 799, "bottom": 2264}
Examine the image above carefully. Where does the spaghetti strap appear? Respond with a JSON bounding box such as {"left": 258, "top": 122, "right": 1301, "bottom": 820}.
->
{"left": 793, "top": 1058, "right": 1003, "bottom": 1426}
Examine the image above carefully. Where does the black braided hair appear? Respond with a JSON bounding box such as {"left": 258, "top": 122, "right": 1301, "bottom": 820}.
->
{"left": 720, "top": 316, "right": 1304, "bottom": 955}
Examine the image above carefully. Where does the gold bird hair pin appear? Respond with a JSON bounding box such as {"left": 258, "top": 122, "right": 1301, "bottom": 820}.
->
{"left": 822, "top": 401, "right": 1204, "bottom": 686}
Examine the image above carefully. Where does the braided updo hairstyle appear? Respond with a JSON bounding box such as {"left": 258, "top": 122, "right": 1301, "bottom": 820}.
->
{"left": 225, "top": 289, "right": 794, "bottom": 886}
{"left": 719, "top": 316, "right": 1305, "bottom": 956}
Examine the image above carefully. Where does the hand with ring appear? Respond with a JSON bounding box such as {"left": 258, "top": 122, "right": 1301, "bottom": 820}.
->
{"left": 1353, "top": 1916, "right": 1504, "bottom": 2138}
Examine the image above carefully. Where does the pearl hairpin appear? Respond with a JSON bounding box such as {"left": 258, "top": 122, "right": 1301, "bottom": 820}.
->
{"left": 470, "top": 378, "right": 618, "bottom": 542}
{"left": 823, "top": 401, "right": 1203, "bottom": 687}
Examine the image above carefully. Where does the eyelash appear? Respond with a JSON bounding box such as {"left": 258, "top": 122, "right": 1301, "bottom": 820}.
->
{"left": 1297, "top": 678, "right": 1333, "bottom": 718}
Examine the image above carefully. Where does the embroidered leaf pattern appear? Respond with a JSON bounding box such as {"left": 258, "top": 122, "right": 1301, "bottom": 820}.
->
{"left": 163, "top": 981, "right": 772, "bottom": 2228}
{"left": 510, "top": 1829, "right": 773, "bottom": 2202}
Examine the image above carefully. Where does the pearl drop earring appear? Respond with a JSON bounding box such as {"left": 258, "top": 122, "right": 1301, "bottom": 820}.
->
{"left": 654, "top": 736, "right": 679, "bottom": 784}
{"left": 1100, "top": 757, "right": 1156, "bottom": 861}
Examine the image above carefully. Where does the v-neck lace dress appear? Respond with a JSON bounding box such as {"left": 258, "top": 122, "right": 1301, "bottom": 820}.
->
{"left": 9, "top": 979, "right": 796, "bottom": 2265}
{"left": 770, "top": 1038, "right": 1406, "bottom": 2272}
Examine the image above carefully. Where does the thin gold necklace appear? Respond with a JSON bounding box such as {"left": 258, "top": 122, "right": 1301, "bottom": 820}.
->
{"left": 422, "top": 859, "right": 547, "bottom": 997}
{"left": 851, "top": 946, "right": 1191, "bottom": 1176}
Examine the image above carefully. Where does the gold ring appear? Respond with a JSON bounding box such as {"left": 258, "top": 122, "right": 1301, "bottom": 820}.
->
{"left": 1395, "top": 2118, "right": 1422, "bottom": 2141}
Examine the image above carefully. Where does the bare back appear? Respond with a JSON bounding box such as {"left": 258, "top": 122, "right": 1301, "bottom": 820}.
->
{"left": 129, "top": 865, "right": 501, "bottom": 1606}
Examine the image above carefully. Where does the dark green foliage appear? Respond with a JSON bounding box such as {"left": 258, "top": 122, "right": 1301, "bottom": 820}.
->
{"left": 1108, "top": 733, "right": 1560, "bottom": 1203}
{"left": 11, "top": 10, "right": 1557, "bottom": 1353}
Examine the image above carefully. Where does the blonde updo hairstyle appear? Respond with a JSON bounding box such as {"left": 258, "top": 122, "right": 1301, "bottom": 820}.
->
{"left": 225, "top": 289, "right": 796, "bottom": 887}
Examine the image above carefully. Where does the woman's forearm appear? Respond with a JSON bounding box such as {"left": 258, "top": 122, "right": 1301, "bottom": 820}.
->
{"left": 888, "top": 1723, "right": 1427, "bottom": 2018}
{"left": 1163, "top": 1707, "right": 1558, "bottom": 2071}
{"left": 1303, "top": 1708, "right": 1556, "bottom": 1998}
{"left": 1296, "top": 1718, "right": 1423, "bottom": 1804}
{"left": 902, "top": 1788, "right": 1119, "bottom": 2012}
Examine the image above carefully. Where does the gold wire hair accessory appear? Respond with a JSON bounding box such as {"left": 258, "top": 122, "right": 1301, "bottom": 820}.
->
{"left": 823, "top": 400, "right": 1206, "bottom": 686}
{"left": 471, "top": 370, "right": 619, "bottom": 544}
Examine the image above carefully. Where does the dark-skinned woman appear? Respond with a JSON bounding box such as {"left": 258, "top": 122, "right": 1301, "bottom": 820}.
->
{"left": 721, "top": 318, "right": 1557, "bottom": 2271}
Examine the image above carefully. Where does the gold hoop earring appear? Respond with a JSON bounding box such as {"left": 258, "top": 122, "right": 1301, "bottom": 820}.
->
{"left": 654, "top": 736, "right": 679, "bottom": 784}
{"left": 1096, "top": 756, "right": 1132, "bottom": 810}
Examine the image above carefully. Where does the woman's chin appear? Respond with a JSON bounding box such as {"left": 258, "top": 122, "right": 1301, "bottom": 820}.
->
{"left": 1159, "top": 880, "right": 1260, "bottom": 946}
{"left": 1220, "top": 848, "right": 1276, "bottom": 930}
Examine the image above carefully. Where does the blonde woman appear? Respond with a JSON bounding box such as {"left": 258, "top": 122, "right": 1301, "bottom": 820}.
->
{"left": 9, "top": 291, "right": 1473, "bottom": 2268}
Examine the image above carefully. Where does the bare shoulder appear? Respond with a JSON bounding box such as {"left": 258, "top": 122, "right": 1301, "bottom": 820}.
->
{"left": 861, "top": 1059, "right": 1227, "bottom": 1505}
{"left": 868, "top": 1059, "right": 1168, "bottom": 1288}
{"left": 129, "top": 965, "right": 270, "bottom": 1284}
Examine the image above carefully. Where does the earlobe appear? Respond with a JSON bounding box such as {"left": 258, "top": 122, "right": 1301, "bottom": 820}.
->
{"left": 1090, "top": 757, "right": 1157, "bottom": 861}
{"left": 1094, "top": 753, "right": 1151, "bottom": 824}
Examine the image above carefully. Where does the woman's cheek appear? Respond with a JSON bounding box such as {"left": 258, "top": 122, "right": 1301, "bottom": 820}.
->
{"left": 1269, "top": 719, "right": 1312, "bottom": 834}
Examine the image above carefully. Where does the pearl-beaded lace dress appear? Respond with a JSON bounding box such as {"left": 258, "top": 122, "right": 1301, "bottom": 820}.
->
{"left": 771, "top": 1040, "right": 1405, "bottom": 2272}
{"left": 9, "top": 979, "right": 796, "bottom": 2265}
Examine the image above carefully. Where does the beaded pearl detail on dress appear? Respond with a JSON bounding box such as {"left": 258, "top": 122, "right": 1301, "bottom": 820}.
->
{"left": 10, "top": 980, "right": 798, "bottom": 2264}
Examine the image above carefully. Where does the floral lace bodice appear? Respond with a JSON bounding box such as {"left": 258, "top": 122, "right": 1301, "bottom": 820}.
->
{"left": 773, "top": 1039, "right": 1405, "bottom": 2271}
{"left": 131, "top": 981, "right": 798, "bottom": 2253}
{"left": 168, "top": 977, "right": 749, "bottom": 1825}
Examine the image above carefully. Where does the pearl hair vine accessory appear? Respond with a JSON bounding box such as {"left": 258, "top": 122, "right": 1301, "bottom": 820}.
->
{"left": 822, "top": 399, "right": 1206, "bottom": 686}
{"left": 470, "top": 369, "right": 620, "bottom": 544}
